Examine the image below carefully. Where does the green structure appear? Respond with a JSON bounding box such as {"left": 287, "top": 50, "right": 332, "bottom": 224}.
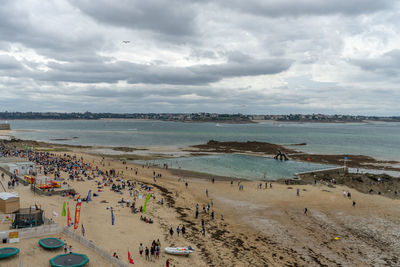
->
{"left": 39, "top": 237, "right": 64, "bottom": 249}
{"left": 0, "top": 247, "right": 20, "bottom": 259}
{"left": 50, "top": 253, "right": 89, "bottom": 267}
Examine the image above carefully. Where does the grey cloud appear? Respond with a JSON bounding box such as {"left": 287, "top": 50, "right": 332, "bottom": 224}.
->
{"left": 351, "top": 49, "right": 400, "bottom": 76}
{"left": 37, "top": 55, "right": 292, "bottom": 85}
{"left": 0, "top": 55, "right": 23, "bottom": 70}
{"left": 68, "top": 0, "right": 197, "bottom": 38}
{"left": 219, "top": 0, "right": 394, "bottom": 17}
{"left": 0, "top": 0, "right": 106, "bottom": 62}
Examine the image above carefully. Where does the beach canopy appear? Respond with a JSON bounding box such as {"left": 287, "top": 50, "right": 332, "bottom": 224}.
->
{"left": 50, "top": 253, "right": 89, "bottom": 267}
{"left": 0, "top": 247, "right": 20, "bottom": 259}
{"left": 39, "top": 237, "right": 64, "bottom": 249}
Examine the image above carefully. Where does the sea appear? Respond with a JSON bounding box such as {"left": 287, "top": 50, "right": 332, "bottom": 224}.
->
{"left": 4, "top": 120, "right": 400, "bottom": 180}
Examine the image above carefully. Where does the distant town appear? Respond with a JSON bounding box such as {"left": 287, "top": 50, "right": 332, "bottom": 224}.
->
{"left": 0, "top": 112, "right": 399, "bottom": 123}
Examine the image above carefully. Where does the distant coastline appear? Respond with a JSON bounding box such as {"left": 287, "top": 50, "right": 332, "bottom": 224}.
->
{"left": 1, "top": 112, "right": 400, "bottom": 123}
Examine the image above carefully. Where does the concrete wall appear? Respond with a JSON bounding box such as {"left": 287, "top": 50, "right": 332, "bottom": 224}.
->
{"left": 0, "top": 124, "right": 10, "bottom": 130}
{"left": 296, "top": 167, "right": 348, "bottom": 177}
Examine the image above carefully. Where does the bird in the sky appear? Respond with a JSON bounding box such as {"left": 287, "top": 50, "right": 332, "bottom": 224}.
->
{"left": 122, "top": 41, "right": 130, "bottom": 43}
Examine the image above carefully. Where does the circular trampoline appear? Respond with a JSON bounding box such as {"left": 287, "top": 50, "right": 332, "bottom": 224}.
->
{"left": 0, "top": 247, "right": 20, "bottom": 259}
{"left": 50, "top": 253, "right": 89, "bottom": 267}
{"left": 39, "top": 237, "right": 64, "bottom": 249}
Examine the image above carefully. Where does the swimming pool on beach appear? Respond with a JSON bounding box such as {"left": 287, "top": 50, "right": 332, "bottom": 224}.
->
{"left": 134, "top": 154, "right": 336, "bottom": 180}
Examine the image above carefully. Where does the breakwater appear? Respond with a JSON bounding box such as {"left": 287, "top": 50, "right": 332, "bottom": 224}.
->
{"left": 0, "top": 123, "right": 10, "bottom": 130}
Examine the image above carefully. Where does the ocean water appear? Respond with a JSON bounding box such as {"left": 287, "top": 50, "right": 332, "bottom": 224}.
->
{"left": 134, "top": 154, "right": 335, "bottom": 180}
{"left": 4, "top": 119, "right": 400, "bottom": 178}
{"left": 6, "top": 120, "right": 400, "bottom": 160}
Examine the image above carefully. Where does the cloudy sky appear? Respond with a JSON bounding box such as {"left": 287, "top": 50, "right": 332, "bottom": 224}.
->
{"left": 0, "top": 0, "right": 399, "bottom": 115}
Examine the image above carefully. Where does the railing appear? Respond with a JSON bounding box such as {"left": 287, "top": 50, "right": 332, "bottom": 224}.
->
{"left": 62, "top": 227, "right": 128, "bottom": 267}
{"left": 295, "top": 167, "right": 347, "bottom": 176}
{"left": 0, "top": 221, "right": 62, "bottom": 239}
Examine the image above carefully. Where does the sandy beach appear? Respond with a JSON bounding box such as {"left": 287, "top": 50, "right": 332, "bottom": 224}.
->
{"left": 0, "top": 143, "right": 400, "bottom": 266}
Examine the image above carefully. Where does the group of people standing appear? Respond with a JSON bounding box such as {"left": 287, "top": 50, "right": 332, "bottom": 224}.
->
{"left": 139, "top": 239, "right": 161, "bottom": 262}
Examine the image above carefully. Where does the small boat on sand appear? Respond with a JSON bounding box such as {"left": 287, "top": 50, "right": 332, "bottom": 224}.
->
{"left": 165, "top": 246, "right": 194, "bottom": 256}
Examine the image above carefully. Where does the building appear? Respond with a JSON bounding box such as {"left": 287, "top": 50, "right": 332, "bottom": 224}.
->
{"left": 0, "top": 158, "right": 36, "bottom": 176}
{"left": 0, "top": 123, "right": 10, "bottom": 130}
{"left": 0, "top": 192, "right": 20, "bottom": 213}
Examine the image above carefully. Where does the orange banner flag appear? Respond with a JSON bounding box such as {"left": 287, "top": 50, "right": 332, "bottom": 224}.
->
{"left": 67, "top": 204, "right": 72, "bottom": 226}
{"left": 74, "top": 201, "right": 82, "bottom": 230}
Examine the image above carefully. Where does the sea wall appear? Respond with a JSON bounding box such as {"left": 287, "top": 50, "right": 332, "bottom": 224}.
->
{"left": 0, "top": 123, "right": 10, "bottom": 130}
{"left": 296, "top": 167, "right": 348, "bottom": 178}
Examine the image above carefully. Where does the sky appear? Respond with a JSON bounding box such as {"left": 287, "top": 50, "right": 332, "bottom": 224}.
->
{"left": 0, "top": 0, "right": 399, "bottom": 115}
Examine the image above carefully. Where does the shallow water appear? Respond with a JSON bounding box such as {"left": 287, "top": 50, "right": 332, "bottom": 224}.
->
{"left": 134, "top": 154, "right": 336, "bottom": 180}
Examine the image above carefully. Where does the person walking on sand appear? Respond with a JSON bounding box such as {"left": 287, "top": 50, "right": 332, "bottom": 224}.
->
{"left": 206, "top": 189, "right": 208, "bottom": 197}
{"left": 139, "top": 243, "right": 143, "bottom": 256}
{"left": 150, "top": 245, "right": 155, "bottom": 261}
{"left": 304, "top": 208, "right": 308, "bottom": 215}
{"left": 182, "top": 225, "right": 186, "bottom": 236}
{"left": 297, "top": 188, "right": 300, "bottom": 196}
{"left": 145, "top": 247, "right": 150, "bottom": 261}
{"left": 169, "top": 227, "right": 174, "bottom": 237}
{"left": 177, "top": 225, "right": 180, "bottom": 236}
{"left": 352, "top": 201, "right": 356, "bottom": 207}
